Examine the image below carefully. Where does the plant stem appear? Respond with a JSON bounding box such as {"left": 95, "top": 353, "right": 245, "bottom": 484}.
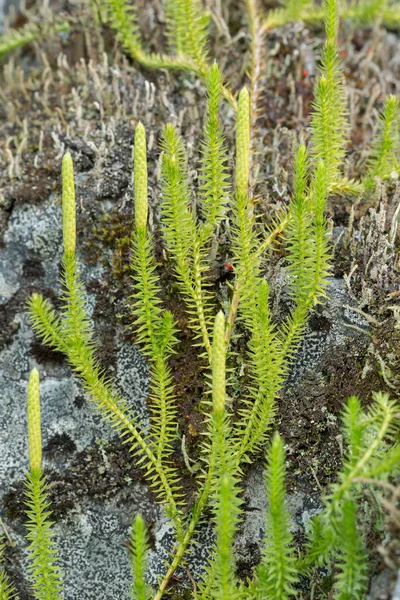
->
{"left": 245, "top": 0, "right": 264, "bottom": 205}
{"left": 153, "top": 420, "right": 219, "bottom": 599}
{"left": 330, "top": 404, "right": 393, "bottom": 508}
{"left": 225, "top": 281, "right": 241, "bottom": 345}
{"left": 192, "top": 241, "right": 213, "bottom": 362}
{"left": 225, "top": 213, "right": 289, "bottom": 346}
{"left": 152, "top": 519, "right": 196, "bottom": 600}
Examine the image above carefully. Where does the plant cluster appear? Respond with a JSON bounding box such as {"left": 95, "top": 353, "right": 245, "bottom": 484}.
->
{"left": 1, "top": 0, "right": 400, "bottom": 599}
{"left": 2, "top": 0, "right": 400, "bottom": 93}
{"left": 98, "top": 0, "right": 400, "bottom": 115}
{"left": 0, "top": 19, "right": 69, "bottom": 60}
{"left": 101, "top": 0, "right": 400, "bottom": 78}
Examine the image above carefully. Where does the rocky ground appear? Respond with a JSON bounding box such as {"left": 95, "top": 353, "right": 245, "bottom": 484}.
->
{"left": 0, "top": 1, "right": 399, "bottom": 599}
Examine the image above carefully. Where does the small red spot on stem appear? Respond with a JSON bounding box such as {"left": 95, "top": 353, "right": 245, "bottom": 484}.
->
{"left": 223, "top": 261, "right": 233, "bottom": 272}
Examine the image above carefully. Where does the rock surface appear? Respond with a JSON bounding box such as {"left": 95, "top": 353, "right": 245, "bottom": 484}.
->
{"left": 0, "top": 6, "right": 399, "bottom": 599}
{"left": 0, "top": 193, "right": 371, "bottom": 596}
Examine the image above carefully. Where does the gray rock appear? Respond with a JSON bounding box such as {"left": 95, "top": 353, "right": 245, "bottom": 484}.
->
{"left": 0, "top": 197, "right": 155, "bottom": 597}
{"left": 287, "top": 275, "right": 368, "bottom": 385}
{"left": 368, "top": 569, "right": 398, "bottom": 600}
{"left": 0, "top": 192, "right": 372, "bottom": 598}
{"left": 236, "top": 461, "right": 323, "bottom": 569}
{"left": 393, "top": 571, "right": 400, "bottom": 600}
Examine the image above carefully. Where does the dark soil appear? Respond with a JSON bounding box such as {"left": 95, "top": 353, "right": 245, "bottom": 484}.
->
{"left": 0, "top": 0, "right": 399, "bottom": 598}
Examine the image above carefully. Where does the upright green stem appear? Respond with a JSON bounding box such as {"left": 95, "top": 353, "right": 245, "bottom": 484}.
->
{"left": 153, "top": 312, "right": 227, "bottom": 599}
{"left": 244, "top": 0, "right": 263, "bottom": 204}
{"left": 80, "top": 357, "right": 184, "bottom": 539}
{"left": 330, "top": 403, "right": 394, "bottom": 510}
{"left": 192, "top": 241, "right": 213, "bottom": 362}
{"left": 152, "top": 402, "right": 219, "bottom": 600}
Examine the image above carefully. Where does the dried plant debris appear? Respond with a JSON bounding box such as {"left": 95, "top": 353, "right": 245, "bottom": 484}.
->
{"left": 0, "top": 1, "right": 399, "bottom": 599}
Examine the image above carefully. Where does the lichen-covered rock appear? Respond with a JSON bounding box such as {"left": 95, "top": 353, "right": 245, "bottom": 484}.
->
{"left": 1, "top": 5, "right": 399, "bottom": 598}
{"left": 392, "top": 572, "right": 400, "bottom": 600}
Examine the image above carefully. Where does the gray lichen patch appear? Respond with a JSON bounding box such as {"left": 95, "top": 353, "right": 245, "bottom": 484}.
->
{"left": 0, "top": 3, "right": 399, "bottom": 598}
{"left": 0, "top": 196, "right": 152, "bottom": 597}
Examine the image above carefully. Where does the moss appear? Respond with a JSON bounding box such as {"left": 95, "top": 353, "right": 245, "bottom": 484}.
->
{"left": 82, "top": 205, "right": 133, "bottom": 285}
{"left": 1, "top": 3, "right": 400, "bottom": 597}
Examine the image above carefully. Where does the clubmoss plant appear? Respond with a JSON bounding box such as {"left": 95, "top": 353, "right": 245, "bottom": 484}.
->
{"left": 1, "top": 0, "right": 396, "bottom": 598}
{"left": 28, "top": 60, "right": 330, "bottom": 594}
{"left": 18, "top": 335, "right": 400, "bottom": 600}
{"left": 0, "top": 538, "right": 17, "bottom": 600}
{"left": 195, "top": 311, "right": 242, "bottom": 600}
{"left": 0, "top": 20, "right": 69, "bottom": 60}
{"left": 99, "top": 0, "right": 400, "bottom": 112}
{"left": 255, "top": 433, "right": 298, "bottom": 599}
{"left": 303, "top": 393, "right": 400, "bottom": 599}
{"left": 266, "top": 0, "right": 400, "bottom": 29}
{"left": 129, "top": 515, "right": 152, "bottom": 600}
{"left": 24, "top": 369, "right": 63, "bottom": 600}
{"left": 364, "top": 94, "right": 400, "bottom": 190}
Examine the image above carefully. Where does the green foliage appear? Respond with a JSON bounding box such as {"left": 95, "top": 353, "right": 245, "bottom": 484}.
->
{"left": 233, "top": 278, "right": 281, "bottom": 461}
{"left": 106, "top": 0, "right": 142, "bottom": 57}
{"left": 130, "top": 515, "right": 153, "bottom": 600}
{"left": 30, "top": 74, "right": 330, "bottom": 590}
{"left": 131, "top": 123, "right": 182, "bottom": 513}
{"left": 310, "top": 0, "right": 347, "bottom": 188}
{"left": 16, "top": 2, "right": 400, "bottom": 598}
{"left": 157, "top": 64, "right": 231, "bottom": 359}
{"left": 273, "top": 0, "right": 400, "bottom": 28}
{"left": 278, "top": 0, "right": 400, "bottom": 201}
{"left": 330, "top": 392, "right": 400, "bottom": 503}
{"left": 199, "top": 62, "right": 230, "bottom": 243}
{"left": 364, "top": 94, "right": 400, "bottom": 189}
{"left": 201, "top": 312, "right": 242, "bottom": 600}
{"left": 205, "top": 378, "right": 398, "bottom": 600}
{"left": 285, "top": 144, "right": 313, "bottom": 305}
{"left": 17, "top": 355, "right": 399, "bottom": 600}
{"left": 24, "top": 471, "right": 63, "bottom": 600}
{"left": 235, "top": 88, "right": 251, "bottom": 195}
{"left": 0, "top": 20, "right": 69, "bottom": 61}
{"left": 344, "top": 0, "right": 400, "bottom": 25}
{"left": 209, "top": 474, "right": 241, "bottom": 600}
{"left": 29, "top": 154, "right": 185, "bottom": 540}
{"left": 307, "top": 159, "right": 331, "bottom": 303}
{"left": 256, "top": 434, "right": 298, "bottom": 600}
{"left": 305, "top": 0, "right": 365, "bottom": 199}
{"left": 0, "top": 539, "right": 17, "bottom": 600}
{"left": 303, "top": 392, "right": 400, "bottom": 589}
{"left": 164, "top": 0, "right": 209, "bottom": 69}
{"left": 98, "top": 0, "right": 400, "bottom": 114}
{"left": 282, "top": 0, "right": 314, "bottom": 21}
{"left": 104, "top": 0, "right": 206, "bottom": 74}
{"left": 333, "top": 498, "right": 368, "bottom": 600}
{"left": 230, "top": 90, "right": 281, "bottom": 461}
{"left": 160, "top": 124, "right": 197, "bottom": 276}
{"left": 100, "top": 0, "right": 400, "bottom": 90}
{"left": 160, "top": 123, "right": 215, "bottom": 359}
{"left": 23, "top": 369, "right": 62, "bottom": 600}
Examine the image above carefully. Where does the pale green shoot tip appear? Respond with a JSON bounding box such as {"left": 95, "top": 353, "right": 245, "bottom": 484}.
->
{"left": 27, "top": 368, "right": 42, "bottom": 473}
{"left": 212, "top": 311, "right": 226, "bottom": 413}
{"left": 134, "top": 122, "right": 148, "bottom": 232}
{"left": 236, "top": 87, "right": 250, "bottom": 194}
{"left": 62, "top": 152, "right": 76, "bottom": 257}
